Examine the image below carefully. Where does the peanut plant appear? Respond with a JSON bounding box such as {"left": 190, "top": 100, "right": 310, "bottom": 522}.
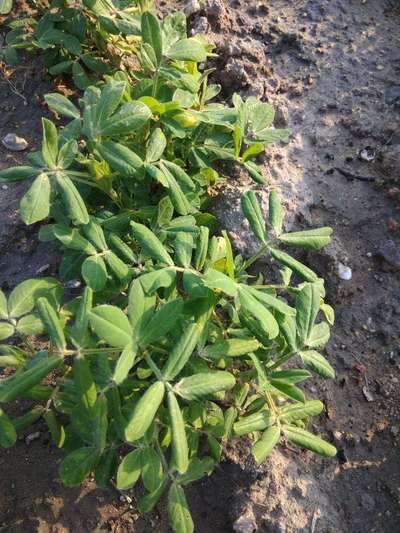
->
{"left": 0, "top": 7, "right": 336, "bottom": 533}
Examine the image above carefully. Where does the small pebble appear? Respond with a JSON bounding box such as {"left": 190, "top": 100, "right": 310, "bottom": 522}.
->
{"left": 2, "top": 133, "right": 28, "bottom": 152}
{"left": 338, "top": 262, "right": 352, "bottom": 280}
{"left": 25, "top": 431, "right": 41, "bottom": 445}
{"left": 64, "top": 280, "right": 81, "bottom": 289}
{"left": 36, "top": 264, "right": 50, "bottom": 274}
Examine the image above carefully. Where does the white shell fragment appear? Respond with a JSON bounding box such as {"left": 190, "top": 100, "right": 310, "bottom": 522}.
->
{"left": 338, "top": 262, "right": 352, "bottom": 280}
{"left": 2, "top": 133, "right": 28, "bottom": 152}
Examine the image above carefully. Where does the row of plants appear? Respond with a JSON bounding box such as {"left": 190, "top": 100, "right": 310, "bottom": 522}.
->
{"left": 0, "top": 4, "right": 336, "bottom": 532}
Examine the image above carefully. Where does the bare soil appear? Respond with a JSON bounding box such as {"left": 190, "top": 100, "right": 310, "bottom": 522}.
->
{"left": 1, "top": 1, "right": 400, "bottom": 532}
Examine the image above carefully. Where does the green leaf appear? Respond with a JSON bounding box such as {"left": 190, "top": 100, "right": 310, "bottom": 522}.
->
{"left": 222, "top": 230, "right": 235, "bottom": 279}
{"left": 95, "top": 448, "right": 117, "bottom": 488}
{"left": 203, "top": 269, "right": 238, "bottom": 297}
{"left": 72, "top": 62, "right": 91, "bottom": 90}
{"left": 82, "top": 255, "right": 107, "bottom": 292}
{"left": 36, "top": 298, "right": 65, "bottom": 350}
{"left": 13, "top": 405, "right": 45, "bottom": 432}
{"left": 158, "top": 162, "right": 192, "bottom": 216}
{"left": 100, "top": 101, "right": 151, "bottom": 136}
{"left": 138, "top": 268, "right": 177, "bottom": 294}
{"left": 246, "top": 286, "right": 296, "bottom": 316}
{"left": 174, "top": 371, "right": 235, "bottom": 401}
{"left": 280, "top": 399, "right": 324, "bottom": 422}
{"left": 8, "top": 277, "right": 61, "bottom": 319}
{"left": 174, "top": 232, "right": 193, "bottom": 268}
{"left": 252, "top": 425, "right": 280, "bottom": 464}
{"left": 161, "top": 160, "right": 196, "bottom": 192}
{"left": 270, "top": 369, "right": 311, "bottom": 384}
{"left": 141, "top": 447, "right": 164, "bottom": 492}
{"left": 168, "top": 391, "right": 189, "bottom": 474}
{"left": 0, "top": 345, "right": 25, "bottom": 368}
{"left": 96, "top": 141, "right": 143, "bottom": 177}
{"left": 141, "top": 11, "right": 163, "bottom": 66}
{"left": 243, "top": 161, "right": 266, "bottom": 184}
{"left": 0, "top": 408, "right": 17, "bottom": 448}
{"left": 128, "top": 280, "right": 154, "bottom": 335}
{"left": 74, "top": 353, "right": 97, "bottom": 416}
{"left": 271, "top": 379, "right": 305, "bottom": 403}
{"left": 20, "top": 173, "right": 51, "bottom": 225}
{"left": 282, "top": 426, "right": 337, "bottom": 457}
{"left": 306, "top": 322, "right": 330, "bottom": 348}
{"left": 90, "top": 305, "right": 132, "bottom": 348}
{"left": 147, "top": 128, "right": 167, "bottom": 162}
{"left": 44, "top": 409, "right": 65, "bottom": 448}
{"left": 268, "top": 191, "right": 284, "bottom": 235}
{"left": 279, "top": 228, "right": 332, "bottom": 250}
{"left": 16, "top": 314, "right": 44, "bottom": 336}
{"left": 0, "top": 354, "right": 62, "bottom": 402}
{"left": 0, "top": 322, "right": 14, "bottom": 340}
{"left": 108, "top": 233, "right": 135, "bottom": 263}
{"left": 139, "top": 298, "right": 184, "bottom": 345}
{"left": 53, "top": 225, "right": 96, "bottom": 254}
{"left": 177, "top": 457, "right": 215, "bottom": 486}
{"left": 299, "top": 350, "right": 335, "bottom": 379}
{"left": 44, "top": 93, "right": 80, "bottom": 119}
{"left": 94, "top": 81, "right": 126, "bottom": 131}
{"left": 0, "top": 166, "right": 39, "bottom": 182}
{"left": 239, "top": 287, "right": 279, "bottom": 340}
{"left": 168, "top": 484, "right": 194, "bottom": 533}
{"left": 113, "top": 343, "right": 137, "bottom": 385}
{"left": 249, "top": 352, "right": 269, "bottom": 390}
{"left": 167, "top": 38, "right": 207, "bottom": 62}
{"left": 55, "top": 173, "right": 89, "bottom": 225}
{"left": 116, "top": 448, "right": 142, "bottom": 490}
{"left": 296, "top": 283, "right": 321, "bottom": 344}
{"left": 57, "top": 140, "right": 77, "bottom": 169}
{"left": 162, "top": 323, "right": 201, "bottom": 380}
{"left": 138, "top": 477, "right": 169, "bottom": 513}
{"left": 233, "top": 409, "right": 276, "bottom": 436}
{"left": 59, "top": 447, "right": 98, "bottom": 486}
{"left": 41, "top": 118, "right": 58, "bottom": 168}
{"left": 223, "top": 406, "right": 238, "bottom": 439}
{"left": 194, "top": 226, "right": 209, "bottom": 271}
{"left": 321, "top": 303, "right": 335, "bottom": 326}
{"left": 269, "top": 247, "right": 317, "bottom": 282}
{"left": 131, "top": 222, "right": 173, "bottom": 265}
{"left": 204, "top": 338, "right": 260, "bottom": 358}
{"left": 0, "top": 291, "right": 7, "bottom": 319}
{"left": 105, "top": 251, "right": 129, "bottom": 281}
{"left": 157, "top": 196, "right": 174, "bottom": 226}
{"left": 82, "top": 219, "right": 108, "bottom": 251}
{"left": 48, "top": 60, "right": 74, "bottom": 76}
{"left": 0, "top": 0, "right": 12, "bottom": 15}
{"left": 93, "top": 394, "right": 108, "bottom": 453}
{"left": 124, "top": 381, "right": 165, "bottom": 442}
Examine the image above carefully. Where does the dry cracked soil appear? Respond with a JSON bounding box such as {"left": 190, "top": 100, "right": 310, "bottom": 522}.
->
{"left": 0, "top": 1, "right": 400, "bottom": 532}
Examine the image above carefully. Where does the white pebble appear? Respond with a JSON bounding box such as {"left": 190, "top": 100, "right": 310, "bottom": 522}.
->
{"left": 338, "top": 262, "right": 352, "bottom": 280}
{"left": 2, "top": 133, "right": 28, "bottom": 152}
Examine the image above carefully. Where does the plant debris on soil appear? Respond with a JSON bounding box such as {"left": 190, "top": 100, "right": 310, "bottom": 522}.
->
{"left": 1, "top": 0, "right": 400, "bottom": 532}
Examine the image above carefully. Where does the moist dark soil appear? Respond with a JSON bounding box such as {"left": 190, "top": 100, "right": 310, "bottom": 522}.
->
{"left": 1, "top": 1, "right": 400, "bottom": 532}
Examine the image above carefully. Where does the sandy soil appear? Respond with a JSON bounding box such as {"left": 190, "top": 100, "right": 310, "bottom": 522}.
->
{"left": 1, "top": 1, "right": 400, "bottom": 532}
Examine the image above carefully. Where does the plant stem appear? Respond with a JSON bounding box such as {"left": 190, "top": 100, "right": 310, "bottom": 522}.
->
{"left": 69, "top": 175, "right": 102, "bottom": 190}
{"left": 269, "top": 349, "right": 297, "bottom": 371}
{"left": 152, "top": 68, "right": 159, "bottom": 97}
{"left": 241, "top": 244, "right": 269, "bottom": 271}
